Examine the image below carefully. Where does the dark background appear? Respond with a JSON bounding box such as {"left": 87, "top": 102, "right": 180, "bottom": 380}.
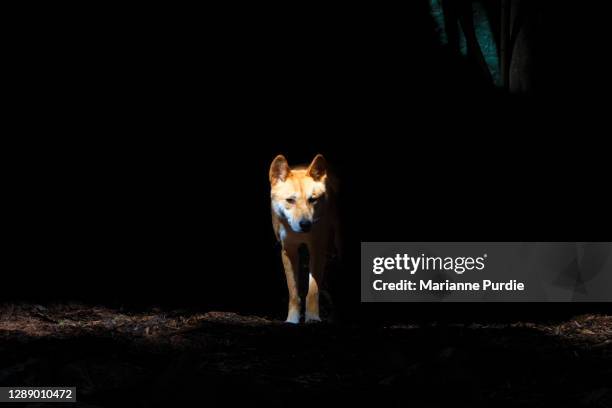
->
{"left": 5, "top": 1, "right": 611, "bottom": 322}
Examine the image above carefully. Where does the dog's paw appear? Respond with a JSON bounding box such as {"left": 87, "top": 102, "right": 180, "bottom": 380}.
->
{"left": 305, "top": 314, "right": 322, "bottom": 324}
{"left": 285, "top": 312, "right": 300, "bottom": 324}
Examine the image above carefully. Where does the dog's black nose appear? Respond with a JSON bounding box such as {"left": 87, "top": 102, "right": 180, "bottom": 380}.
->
{"left": 299, "top": 220, "right": 312, "bottom": 232}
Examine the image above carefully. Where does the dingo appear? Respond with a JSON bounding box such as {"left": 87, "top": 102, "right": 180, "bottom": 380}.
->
{"left": 269, "top": 154, "right": 339, "bottom": 324}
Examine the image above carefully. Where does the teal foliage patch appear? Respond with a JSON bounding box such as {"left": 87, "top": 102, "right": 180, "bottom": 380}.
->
{"left": 429, "top": 0, "right": 500, "bottom": 86}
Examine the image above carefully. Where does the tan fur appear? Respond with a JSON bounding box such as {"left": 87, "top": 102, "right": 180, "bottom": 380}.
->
{"left": 269, "top": 154, "right": 339, "bottom": 324}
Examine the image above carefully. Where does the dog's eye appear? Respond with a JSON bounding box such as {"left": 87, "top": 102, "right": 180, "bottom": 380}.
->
{"left": 286, "top": 198, "right": 296, "bottom": 204}
{"left": 308, "top": 196, "right": 318, "bottom": 203}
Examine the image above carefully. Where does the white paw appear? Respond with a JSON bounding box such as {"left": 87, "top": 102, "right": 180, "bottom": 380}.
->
{"left": 305, "top": 314, "right": 322, "bottom": 323}
{"left": 285, "top": 312, "right": 300, "bottom": 324}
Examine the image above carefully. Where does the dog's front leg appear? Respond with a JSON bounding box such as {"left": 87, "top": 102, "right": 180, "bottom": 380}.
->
{"left": 281, "top": 245, "right": 301, "bottom": 324}
{"left": 305, "top": 246, "right": 325, "bottom": 323}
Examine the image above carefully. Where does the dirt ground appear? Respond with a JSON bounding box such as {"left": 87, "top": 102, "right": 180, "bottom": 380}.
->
{"left": 1, "top": 303, "right": 611, "bottom": 407}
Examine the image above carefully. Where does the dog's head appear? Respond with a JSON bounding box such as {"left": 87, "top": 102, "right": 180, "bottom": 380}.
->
{"left": 269, "top": 154, "right": 327, "bottom": 233}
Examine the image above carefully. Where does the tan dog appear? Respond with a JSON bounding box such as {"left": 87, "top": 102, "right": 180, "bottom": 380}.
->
{"left": 269, "top": 154, "right": 339, "bottom": 323}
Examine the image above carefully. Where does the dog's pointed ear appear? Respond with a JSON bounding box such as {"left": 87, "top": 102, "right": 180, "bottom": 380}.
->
{"left": 307, "top": 154, "right": 327, "bottom": 181}
{"left": 269, "top": 155, "right": 291, "bottom": 184}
